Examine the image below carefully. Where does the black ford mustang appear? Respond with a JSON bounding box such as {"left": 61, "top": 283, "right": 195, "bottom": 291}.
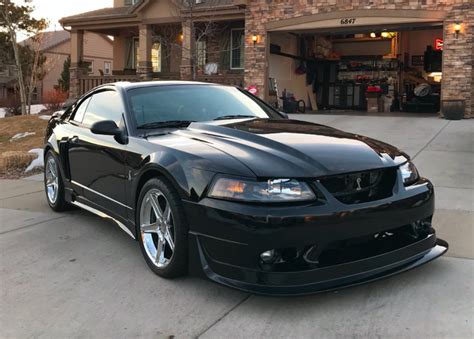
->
{"left": 44, "top": 81, "right": 447, "bottom": 295}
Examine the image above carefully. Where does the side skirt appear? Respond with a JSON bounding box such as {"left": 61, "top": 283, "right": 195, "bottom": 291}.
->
{"left": 71, "top": 200, "right": 136, "bottom": 240}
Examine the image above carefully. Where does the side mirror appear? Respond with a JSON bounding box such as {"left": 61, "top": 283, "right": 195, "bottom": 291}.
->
{"left": 279, "top": 111, "right": 289, "bottom": 119}
{"left": 91, "top": 120, "right": 128, "bottom": 144}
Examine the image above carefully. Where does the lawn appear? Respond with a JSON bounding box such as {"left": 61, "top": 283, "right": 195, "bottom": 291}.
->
{"left": 0, "top": 114, "right": 49, "bottom": 177}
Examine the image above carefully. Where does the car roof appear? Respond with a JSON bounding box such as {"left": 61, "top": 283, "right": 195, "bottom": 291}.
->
{"left": 111, "top": 80, "right": 229, "bottom": 91}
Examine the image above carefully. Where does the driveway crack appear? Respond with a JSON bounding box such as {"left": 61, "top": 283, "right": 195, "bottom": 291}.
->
{"left": 196, "top": 294, "right": 251, "bottom": 338}
{"left": 412, "top": 121, "right": 451, "bottom": 160}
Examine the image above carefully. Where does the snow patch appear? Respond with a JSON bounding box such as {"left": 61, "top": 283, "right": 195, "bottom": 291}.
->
{"left": 10, "top": 132, "right": 36, "bottom": 141}
{"left": 0, "top": 104, "right": 46, "bottom": 118}
{"left": 39, "top": 115, "right": 51, "bottom": 121}
{"left": 25, "top": 148, "right": 44, "bottom": 172}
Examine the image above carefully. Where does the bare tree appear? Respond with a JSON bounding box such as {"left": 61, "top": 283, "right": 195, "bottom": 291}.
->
{"left": 0, "top": 0, "right": 46, "bottom": 115}
{"left": 160, "top": 0, "right": 234, "bottom": 80}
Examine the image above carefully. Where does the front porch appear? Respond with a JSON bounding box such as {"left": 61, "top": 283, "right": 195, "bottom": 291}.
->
{"left": 62, "top": 1, "right": 246, "bottom": 97}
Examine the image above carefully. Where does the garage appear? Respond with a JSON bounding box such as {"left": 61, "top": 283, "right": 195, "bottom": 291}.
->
{"left": 267, "top": 11, "right": 447, "bottom": 116}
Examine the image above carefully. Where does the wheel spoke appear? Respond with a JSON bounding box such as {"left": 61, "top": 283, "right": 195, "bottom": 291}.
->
{"left": 164, "top": 227, "right": 174, "bottom": 251}
{"left": 155, "top": 237, "right": 166, "bottom": 264}
{"left": 141, "top": 223, "right": 158, "bottom": 233}
{"left": 149, "top": 194, "right": 163, "bottom": 221}
{"left": 163, "top": 205, "right": 171, "bottom": 224}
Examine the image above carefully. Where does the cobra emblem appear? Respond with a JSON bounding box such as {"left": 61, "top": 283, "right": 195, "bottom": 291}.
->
{"left": 355, "top": 177, "right": 362, "bottom": 191}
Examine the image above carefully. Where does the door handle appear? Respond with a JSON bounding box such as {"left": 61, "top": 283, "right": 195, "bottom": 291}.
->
{"left": 70, "top": 136, "right": 79, "bottom": 144}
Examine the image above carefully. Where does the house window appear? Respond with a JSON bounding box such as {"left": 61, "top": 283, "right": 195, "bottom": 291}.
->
{"left": 82, "top": 60, "right": 94, "bottom": 74}
{"left": 230, "top": 28, "right": 244, "bottom": 70}
{"left": 104, "top": 61, "right": 111, "bottom": 75}
{"left": 197, "top": 40, "right": 207, "bottom": 68}
{"left": 125, "top": 0, "right": 139, "bottom": 5}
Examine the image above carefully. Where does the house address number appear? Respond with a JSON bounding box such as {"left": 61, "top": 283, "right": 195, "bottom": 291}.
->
{"left": 340, "top": 18, "right": 356, "bottom": 25}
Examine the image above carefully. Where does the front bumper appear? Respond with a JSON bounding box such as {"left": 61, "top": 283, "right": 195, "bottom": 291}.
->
{"left": 184, "top": 179, "right": 448, "bottom": 295}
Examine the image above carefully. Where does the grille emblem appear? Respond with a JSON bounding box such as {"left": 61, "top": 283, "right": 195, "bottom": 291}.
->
{"left": 355, "top": 177, "right": 362, "bottom": 191}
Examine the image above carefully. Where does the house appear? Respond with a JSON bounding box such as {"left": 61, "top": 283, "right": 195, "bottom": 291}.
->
{"left": 0, "top": 65, "right": 16, "bottom": 102}
{"left": 60, "top": 0, "right": 472, "bottom": 118}
{"left": 21, "top": 30, "right": 113, "bottom": 103}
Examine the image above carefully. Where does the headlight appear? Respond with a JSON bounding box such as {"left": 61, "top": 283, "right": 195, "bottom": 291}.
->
{"left": 400, "top": 161, "right": 419, "bottom": 186}
{"left": 208, "top": 177, "right": 316, "bottom": 202}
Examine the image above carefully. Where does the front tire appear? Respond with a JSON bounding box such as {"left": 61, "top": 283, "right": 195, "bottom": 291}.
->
{"left": 44, "top": 150, "right": 68, "bottom": 212}
{"left": 137, "top": 178, "right": 188, "bottom": 278}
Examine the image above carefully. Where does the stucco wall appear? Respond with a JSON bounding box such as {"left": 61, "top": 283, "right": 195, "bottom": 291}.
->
{"left": 41, "top": 32, "right": 113, "bottom": 100}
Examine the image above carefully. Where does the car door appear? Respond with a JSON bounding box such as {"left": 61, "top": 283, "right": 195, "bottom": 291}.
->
{"left": 67, "top": 89, "right": 131, "bottom": 218}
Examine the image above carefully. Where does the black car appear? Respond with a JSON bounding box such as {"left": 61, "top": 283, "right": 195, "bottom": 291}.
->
{"left": 44, "top": 81, "right": 448, "bottom": 295}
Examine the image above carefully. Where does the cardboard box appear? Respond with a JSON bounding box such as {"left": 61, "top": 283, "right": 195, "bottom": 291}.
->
{"left": 367, "top": 97, "right": 379, "bottom": 113}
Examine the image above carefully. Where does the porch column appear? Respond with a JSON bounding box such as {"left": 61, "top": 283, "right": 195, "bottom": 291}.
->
{"left": 113, "top": 32, "right": 126, "bottom": 73}
{"left": 244, "top": 18, "right": 268, "bottom": 100}
{"left": 180, "top": 20, "right": 193, "bottom": 80}
{"left": 69, "top": 29, "right": 84, "bottom": 98}
{"left": 441, "top": 3, "right": 473, "bottom": 118}
{"left": 138, "top": 24, "right": 153, "bottom": 80}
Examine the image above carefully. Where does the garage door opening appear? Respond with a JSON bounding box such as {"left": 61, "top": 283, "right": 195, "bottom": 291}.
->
{"left": 268, "top": 24, "right": 444, "bottom": 117}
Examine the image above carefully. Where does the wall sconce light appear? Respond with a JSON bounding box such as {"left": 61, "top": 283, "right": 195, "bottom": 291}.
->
{"left": 370, "top": 32, "right": 376, "bottom": 38}
{"left": 179, "top": 33, "right": 184, "bottom": 42}
{"left": 454, "top": 23, "right": 461, "bottom": 38}
{"left": 252, "top": 34, "right": 258, "bottom": 45}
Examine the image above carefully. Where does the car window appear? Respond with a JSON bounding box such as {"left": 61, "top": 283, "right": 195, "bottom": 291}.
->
{"left": 82, "top": 91, "right": 123, "bottom": 126}
{"left": 72, "top": 97, "right": 91, "bottom": 123}
{"left": 127, "top": 85, "right": 280, "bottom": 127}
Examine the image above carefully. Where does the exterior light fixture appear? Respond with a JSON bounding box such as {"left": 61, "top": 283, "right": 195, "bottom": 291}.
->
{"left": 381, "top": 32, "right": 389, "bottom": 38}
{"left": 252, "top": 34, "right": 258, "bottom": 45}
{"left": 370, "top": 32, "right": 376, "bottom": 38}
{"left": 178, "top": 33, "right": 184, "bottom": 42}
{"left": 454, "top": 23, "right": 461, "bottom": 38}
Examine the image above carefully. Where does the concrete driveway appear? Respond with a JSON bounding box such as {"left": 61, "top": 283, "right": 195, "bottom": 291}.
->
{"left": 1, "top": 114, "right": 473, "bottom": 338}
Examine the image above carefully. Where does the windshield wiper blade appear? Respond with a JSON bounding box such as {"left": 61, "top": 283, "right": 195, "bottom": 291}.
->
{"left": 213, "top": 115, "right": 257, "bottom": 121}
{"left": 137, "top": 120, "right": 195, "bottom": 129}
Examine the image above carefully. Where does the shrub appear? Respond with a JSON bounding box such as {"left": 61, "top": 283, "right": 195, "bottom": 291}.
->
{"left": 0, "top": 95, "right": 22, "bottom": 116}
{"left": 0, "top": 151, "right": 36, "bottom": 173}
{"left": 43, "top": 90, "right": 68, "bottom": 111}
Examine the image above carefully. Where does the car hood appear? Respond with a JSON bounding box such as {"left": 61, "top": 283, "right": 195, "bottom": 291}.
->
{"left": 172, "top": 119, "right": 408, "bottom": 178}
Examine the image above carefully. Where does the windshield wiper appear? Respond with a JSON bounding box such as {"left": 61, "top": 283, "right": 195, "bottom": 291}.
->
{"left": 213, "top": 115, "right": 257, "bottom": 121}
{"left": 137, "top": 120, "right": 195, "bottom": 129}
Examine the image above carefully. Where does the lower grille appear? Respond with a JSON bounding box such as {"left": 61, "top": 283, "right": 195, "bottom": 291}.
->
{"left": 319, "top": 167, "right": 397, "bottom": 204}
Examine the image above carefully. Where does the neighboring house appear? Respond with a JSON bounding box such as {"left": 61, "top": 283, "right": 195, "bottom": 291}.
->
{"left": 0, "top": 65, "right": 16, "bottom": 101}
{"left": 21, "top": 30, "right": 113, "bottom": 103}
{"left": 60, "top": 0, "right": 472, "bottom": 118}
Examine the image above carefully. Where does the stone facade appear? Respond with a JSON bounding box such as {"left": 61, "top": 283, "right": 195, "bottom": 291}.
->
{"left": 244, "top": 0, "right": 474, "bottom": 118}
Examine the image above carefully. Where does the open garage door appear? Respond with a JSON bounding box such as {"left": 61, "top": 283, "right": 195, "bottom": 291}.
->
{"left": 267, "top": 10, "right": 445, "bottom": 116}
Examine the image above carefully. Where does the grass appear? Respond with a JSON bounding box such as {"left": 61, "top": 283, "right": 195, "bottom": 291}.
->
{"left": 0, "top": 115, "right": 49, "bottom": 176}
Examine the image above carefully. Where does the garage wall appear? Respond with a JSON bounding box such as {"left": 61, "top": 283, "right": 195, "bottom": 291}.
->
{"left": 268, "top": 33, "right": 307, "bottom": 106}
{"left": 332, "top": 40, "right": 392, "bottom": 56}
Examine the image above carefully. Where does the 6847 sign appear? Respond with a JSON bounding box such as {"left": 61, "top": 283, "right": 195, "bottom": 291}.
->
{"left": 340, "top": 18, "right": 356, "bottom": 25}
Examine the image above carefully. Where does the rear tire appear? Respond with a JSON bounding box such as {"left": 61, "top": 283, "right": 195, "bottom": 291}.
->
{"left": 44, "top": 150, "right": 69, "bottom": 212}
{"left": 137, "top": 177, "right": 188, "bottom": 278}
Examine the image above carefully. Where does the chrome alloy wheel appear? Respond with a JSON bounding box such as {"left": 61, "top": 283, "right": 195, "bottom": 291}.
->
{"left": 140, "top": 188, "right": 175, "bottom": 268}
{"left": 45, "top": 156, "right": 59, "bottom": 204}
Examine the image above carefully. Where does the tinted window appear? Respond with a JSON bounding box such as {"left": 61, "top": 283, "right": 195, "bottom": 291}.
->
{"left": 128, "top": 85, "right": 278, "bottom": 127}
{"left": 72, "top": 97, "right": 91, "bottom": 123}
{"left": 82, "top": 91, "right": 123, "bottom": 126}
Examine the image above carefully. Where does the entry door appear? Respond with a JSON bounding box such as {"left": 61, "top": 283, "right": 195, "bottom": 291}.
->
{"left": 68, "top": 90, "right": 130, "bottom": 217}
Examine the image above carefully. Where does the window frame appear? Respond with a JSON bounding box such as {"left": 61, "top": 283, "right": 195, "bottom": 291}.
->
{"left": 82, "top": 60, "right": 94, "bottom": 74}
{"left": 69, "top": 88, "right": 128, "bottom": 134}
{"left": 230, "top": 28, "right": 245, "bottom": 70}
{"left": 104, "top": 61, "right": 111, "bottom": 75}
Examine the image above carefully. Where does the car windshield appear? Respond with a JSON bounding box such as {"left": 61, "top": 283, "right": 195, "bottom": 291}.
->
{"left": 127, "top": 85, "right": 280, "bottom": 128}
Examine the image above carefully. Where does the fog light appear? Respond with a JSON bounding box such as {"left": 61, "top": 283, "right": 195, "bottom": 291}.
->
{"left": 260, "top": 249, "right": 277, "bottom": 263}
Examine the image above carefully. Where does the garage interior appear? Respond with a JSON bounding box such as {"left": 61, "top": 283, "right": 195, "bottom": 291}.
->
{"left": 268, "top": 22, "right": 444, "bottom": 116}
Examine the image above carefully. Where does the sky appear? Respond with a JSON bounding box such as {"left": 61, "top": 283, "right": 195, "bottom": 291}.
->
{"left": 16, "top": 0, "right": 113, "bottom": 40}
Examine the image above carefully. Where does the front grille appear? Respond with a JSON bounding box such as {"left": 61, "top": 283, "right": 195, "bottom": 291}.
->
{"left": 319, "top": 168, "right": 397, "bottom": 204}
